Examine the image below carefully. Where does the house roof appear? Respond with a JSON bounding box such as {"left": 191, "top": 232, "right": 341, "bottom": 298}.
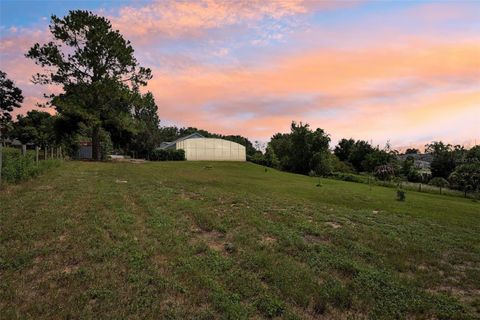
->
{"left": 158, "top": 132, "right": 204, "bottom": 150}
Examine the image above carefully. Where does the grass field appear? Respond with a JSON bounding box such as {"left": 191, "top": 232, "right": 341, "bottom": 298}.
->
{"left": 1, "top": 161, "right": 479, "bottom": 319}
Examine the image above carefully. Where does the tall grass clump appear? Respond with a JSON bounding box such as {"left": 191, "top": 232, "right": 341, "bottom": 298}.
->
{"left": 1, "top": 148, "right": 61, "bottom": 184}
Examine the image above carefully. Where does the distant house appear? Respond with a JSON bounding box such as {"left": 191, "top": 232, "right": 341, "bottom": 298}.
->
{"left": 398, "top": 153, "right": 433, "bottom": 171}
{"left": 158, "top": 133, "right": 246, "bottom": 161}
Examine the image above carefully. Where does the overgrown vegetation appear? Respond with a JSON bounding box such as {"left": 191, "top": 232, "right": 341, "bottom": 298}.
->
{"left": 1, "top": 161, "right": 479, "bottom": 319}
{"left": 150, "top": 149, "right": 185, "bottom": 161}
{"left": 0, "top": 147, "right": 60, "bottom": 184}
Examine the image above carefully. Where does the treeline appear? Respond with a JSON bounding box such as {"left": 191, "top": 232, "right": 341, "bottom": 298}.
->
{"left": 250, "top": 121, "right": 480, "bottom": 197}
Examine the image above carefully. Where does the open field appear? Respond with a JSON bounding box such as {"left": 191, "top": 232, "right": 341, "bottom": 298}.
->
{"left": 1, "top": 161, "right": 479, "bottom": 319}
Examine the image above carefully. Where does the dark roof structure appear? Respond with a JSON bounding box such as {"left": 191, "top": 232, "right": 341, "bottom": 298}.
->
{"left": 158, "top": 132, "right": 204, "bottom": 150}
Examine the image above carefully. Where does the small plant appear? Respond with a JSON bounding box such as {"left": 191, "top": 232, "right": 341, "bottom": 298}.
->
{"left": 396, "top": 189, "right": 406, "bottom": 201}
{"left": 256, "top": 295, "right": 285, "bottom": 318}
{"left": 429, "top": 177, "right": 449, "bottom": 194}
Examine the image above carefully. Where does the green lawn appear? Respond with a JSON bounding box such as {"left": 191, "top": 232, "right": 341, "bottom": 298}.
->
{"left": 1, "top": 161, "right": 479, "bottom": 319}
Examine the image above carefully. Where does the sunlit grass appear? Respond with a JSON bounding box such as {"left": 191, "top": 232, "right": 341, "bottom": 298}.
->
{"left": 1, "top": 161, "right": 479, "bottom": 319}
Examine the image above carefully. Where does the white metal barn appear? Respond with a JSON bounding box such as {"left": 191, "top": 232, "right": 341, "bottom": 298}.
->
{"left": 159, "top": 133, "right": 246, "bottom": 161}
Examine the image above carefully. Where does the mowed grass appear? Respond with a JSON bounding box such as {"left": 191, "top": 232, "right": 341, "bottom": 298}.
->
{"left": 1, "top": 161, "right": 479, "bottom": 319}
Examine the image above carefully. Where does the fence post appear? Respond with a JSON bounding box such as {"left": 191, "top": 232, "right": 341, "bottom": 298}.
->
{"left": 22, "top": 144, "right": 27, "bottom": 156}
{"left": 51, "top": 147, "right": 53, "bottom": 159}
{"left": 45, "top": 146, "right": 47, "bottom": 160}
{"left": 35, "top": 146, "right": 39, "bottom": 165}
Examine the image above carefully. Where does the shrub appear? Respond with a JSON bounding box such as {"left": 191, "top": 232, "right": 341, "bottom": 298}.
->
{"left": 396, "top": 189, "right": 406, "bottom": 201}
{"left": 256, "top": 295, "right": 285, "bottom": 318}
{"left": 374, "top": 164, "right": 395, "bottom": 181}
{"left": 429, "top": 177, "right": 450, "bottom": 194}
{"left": 1, "top": 147, "right": 61, "bottom": 184}
{"left": 330, "top": 172, "right": 367, "bottom": 184}
{"left": 150, "top": 149, "right": 185, "bottom": 161}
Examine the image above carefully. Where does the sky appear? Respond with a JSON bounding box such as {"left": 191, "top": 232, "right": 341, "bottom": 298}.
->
{"left": 1, "top": 0, "right": 479, "bottom": 150}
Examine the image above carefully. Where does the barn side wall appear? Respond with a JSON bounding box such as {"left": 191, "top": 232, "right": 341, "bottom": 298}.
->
{"left": 176, "top": 138, "right": 246, "bottom": 161}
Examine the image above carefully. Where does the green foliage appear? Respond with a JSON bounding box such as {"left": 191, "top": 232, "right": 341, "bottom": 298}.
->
{"left": 0, "top": 70, "right": 23, "bottom": 122}
{"left": 12, "top": 110, "right": 55, "bottom": 146}
{"left": 330, "top": 154, "right": 355, "bottom": 173}
{"left": 334, "top": 138, "right": 355, "bottom": 162}
{"left": 426, "top": 142, "right": 464, "bottom": 179}
{"left": 268, "top": 121, "right": 330, "bottom": 175}
{"left": 26, "top": 10, "right": 151, "bottom": 160}
{"left": 131, "top": 92, "right": 161, "bottom": 159}
{"left": 1, "top": 148, "right": 60, "bottom": 184}
{"left": 429, "top": 177, "right": 450, "bottom": 188}
{"left": 448, "top": 163, "right": 480, "bottom": 196}
{"left": 466, "top": 146, "right": 480, "bottom": 163}
{"left": 362, "top": 149, "right": 395, "bottom": 173}
{"left": 150, "top": 149, "right": 185, "bottom": 161}
{"left": 405, "top": 148, "right": 419, "bottom": 154}
{"left": 256, "top": 295, "right": 285, "bottom": 318}
{"left": 329, "top": 172, "right": 368, "bottom": 183}
{"left": 396, "top": 189, "right": 406, "bottom": 201}
{"left": 310, "top": 151, "right": 332, "bottom": 176}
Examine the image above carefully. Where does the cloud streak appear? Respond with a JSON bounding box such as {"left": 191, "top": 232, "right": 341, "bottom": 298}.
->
{"left": 0, "top": 0, "right": 479, "bottom": 148}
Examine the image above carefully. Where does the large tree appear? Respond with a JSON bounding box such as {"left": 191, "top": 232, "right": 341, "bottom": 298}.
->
{"left": 13, "top": 111, "right": 55, "bottom": 148}
{"left": 334, "top": 138, "right": 355, "bottom": 162}
{"left": 26, "top": 10, "right": 151, "bottom": 160}
{"left": 0, "top": 70, "right": 24, "bottom": 185}
{"left": 0, "top": 70, "right": 24, "bottom": 123}
{"left": 268, "top": 121, "right": 331, "bottom": 175}
{"left": 131, "top": 92, "right": 161, "bottom": 159}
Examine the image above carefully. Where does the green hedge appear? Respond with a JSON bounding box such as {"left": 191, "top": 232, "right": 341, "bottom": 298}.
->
{"left": 329, "top": 172, "right": 369, "bottom": 184}
{"left": 1, "top": 148, "right": 61, "bottom": 184}
{"left": 150, "top": 149, "right": 185, "bottom": 161}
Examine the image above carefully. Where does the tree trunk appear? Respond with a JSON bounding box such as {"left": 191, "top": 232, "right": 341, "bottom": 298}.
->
{"left": 35, "top": 146, "right": 39, "bottom": 165}
{"left": 92, "top": 126, "right": 101, "bottom": 161}
{"left": 45, "top": 146, "right": 48, "bottom": 160}
{"left": 51, "top": 147, "right": 54, "bottom": 159}
{"left": 22, "top": 144, "right": 27, "bottom": 156}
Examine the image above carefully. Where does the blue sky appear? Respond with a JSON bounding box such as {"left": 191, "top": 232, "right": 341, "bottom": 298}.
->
{"left": 0, "top": 0, "right": 479, "bottom": 149}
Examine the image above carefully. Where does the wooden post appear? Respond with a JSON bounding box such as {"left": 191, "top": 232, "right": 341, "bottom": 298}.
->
{"left": 51, "top": 147, "right": 54, "bottom": 159}
{"left": 35, "top": 146, "right": 39, "bottom": 165}
{"left": 45, "top": 146, "right": 48, "bottom": 160}
{"left": 22, "top": 144, "right": 27, "bottom": 156}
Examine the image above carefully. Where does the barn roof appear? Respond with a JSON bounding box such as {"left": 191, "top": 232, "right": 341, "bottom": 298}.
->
{"left": 158, "top": 132, "right": 204, "bottom": 150}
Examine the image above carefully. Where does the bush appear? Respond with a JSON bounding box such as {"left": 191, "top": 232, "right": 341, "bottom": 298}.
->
{"left": 150, "top": 148, "right": 185, "bottom": 161}
{"left": 429, "top": 177, "right": 450, "bottom": 194}
{"left": 396, "top": 189, "right": 406, "bottom": 201}
{"left": 1, "top": 147, "right": 61, "bottom": 184}
{"left": 330, "top": 172, "right": 368, "bottom": 184}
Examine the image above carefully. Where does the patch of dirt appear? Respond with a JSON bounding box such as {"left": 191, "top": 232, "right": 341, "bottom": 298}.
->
{"left": 115, "top": 179, "right": 128, "bottom": 183}
{"left": 303, "top": 233, "right": 330, "bottom": 245}
{"left": 58, "top": 234, "right": 67, "bottom": 242}
{"left": 180, "top": 190, "right": 204, "bottom": 200}
{"left": 193, "top": 228, "right": 227, "bottom": 253}
{"left": 260, "top": 235, "right": 277, "bottom": 246}
{"left": 325, "top": 222, "right": 342, "bottom": 229}
{"left": 62, "top": 265, "right": 80, "bottom": 274}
